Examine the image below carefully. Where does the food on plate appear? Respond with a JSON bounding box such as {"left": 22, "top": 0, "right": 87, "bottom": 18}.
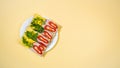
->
{"left": 20, "top": 14, "right": 60, "bottom": 56}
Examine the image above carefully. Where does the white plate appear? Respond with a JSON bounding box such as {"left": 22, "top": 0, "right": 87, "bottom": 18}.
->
{"left": 20, "top": 16, "right": 58, "bottom": 52}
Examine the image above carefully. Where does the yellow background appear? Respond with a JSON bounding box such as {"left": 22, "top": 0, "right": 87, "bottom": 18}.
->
{"left": 0, "top": 0, "right": 120, "bottom": 68}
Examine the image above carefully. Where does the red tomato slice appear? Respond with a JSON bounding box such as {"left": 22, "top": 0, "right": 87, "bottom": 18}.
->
{"left": 33, "top": 45, "right": 42, "bottom": 54}
{"left": 38, "top": 42, "right": 47, "bottom": 51}
{"left": 43, "top": 31, "right": 52, "bottom": 39}
{"left": 44, "top": 25, "right": 56, "bottom": 32}
{"left": 48, "top": 21, "right": 58, "bottom": 29}
{"left": 37, "top": 35, "right": 48, "bottom": 44}
{"left": 39, "top": 42, "right": 47, "bottom": 47}
{"left": 39, "top": 45, "right": 45, "bottom": 51}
